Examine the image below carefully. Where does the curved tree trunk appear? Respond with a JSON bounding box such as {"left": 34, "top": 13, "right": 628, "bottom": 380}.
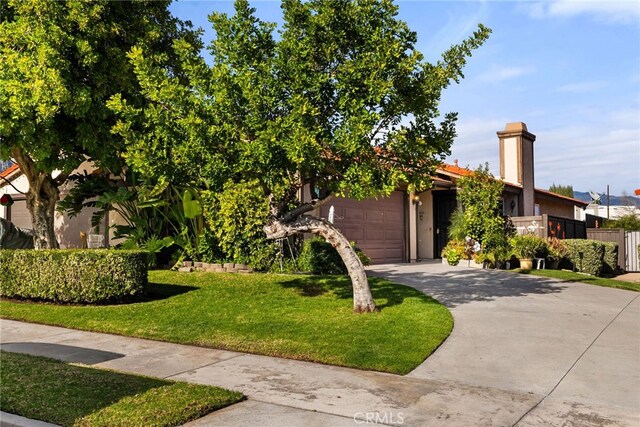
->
{"left": 11, "top": 147, "right": 60, "bottom": 249}
{"left": 265, "top": 214, "right": 377, "bottom": 313}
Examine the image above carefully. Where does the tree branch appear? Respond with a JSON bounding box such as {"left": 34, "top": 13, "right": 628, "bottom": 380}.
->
{"left": 280, "top": 193, "right": 333, "bottom": 223}
{"left": 0, "top": 175, "right": 26, "bottom": 195}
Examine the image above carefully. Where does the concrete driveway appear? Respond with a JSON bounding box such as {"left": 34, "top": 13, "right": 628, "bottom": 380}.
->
{"left": 2, "top": 262, "right": 639, "bottom": 426}
{"left": 369, "top": 261, "right": 640, "bottom": 426}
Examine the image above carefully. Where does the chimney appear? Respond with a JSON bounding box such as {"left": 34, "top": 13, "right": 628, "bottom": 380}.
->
{"left": 497, "top": 122, "right": 536, "bottom": 216}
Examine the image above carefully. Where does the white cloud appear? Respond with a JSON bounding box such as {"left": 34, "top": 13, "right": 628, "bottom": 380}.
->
{"left": 478, "top": 65, "right": 532, "bottom": 83}
{"left": 445, "top": 109, "right": 640, "bottom": 195}
{"left": 522, "top": 0, "right": 640, "bottom": 25}
{"left": 554, "top": 81, "right": 607, "bottom": 93}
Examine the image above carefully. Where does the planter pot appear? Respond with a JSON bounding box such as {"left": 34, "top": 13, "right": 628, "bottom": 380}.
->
{"left": 549, "top": 260, "right": 560, "bottom": 270}
{"left": 519, "top": 258, "right": 533, "bottom": 270}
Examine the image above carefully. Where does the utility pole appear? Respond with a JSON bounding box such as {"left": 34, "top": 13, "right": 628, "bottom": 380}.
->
{"left": 607, "top": 185, "right": 610, "bottom": 219}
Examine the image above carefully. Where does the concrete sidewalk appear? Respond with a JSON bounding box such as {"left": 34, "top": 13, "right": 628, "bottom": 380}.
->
{"left": 2, "top": 263, "right": 639, "bottom": 426}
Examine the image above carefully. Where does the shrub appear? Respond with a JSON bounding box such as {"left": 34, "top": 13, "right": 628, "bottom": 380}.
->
{"left": 0, "top": 249, "right": 148, "bottom": 303}
{"left": 602, "top": 242, "right": 618, "bottom": 276}
{"left": 203, "top": 181, "right": 278, "bottom": 271}
{"left": 510, "top": 235, "right": 546, "bottom": 259}
{"left": 546, "top": 237, "right": 569, "bottom": 263}
{"left": 564, "top": 239, "right": 605, "bottom": 277}
{"left": 441, "top": 239, "right": 465, "bottom": 266}
{"left": 297, "top": 237, "right": 370, "bottom": 275}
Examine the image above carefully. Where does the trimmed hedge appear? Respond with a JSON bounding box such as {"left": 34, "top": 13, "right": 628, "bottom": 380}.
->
{"left": 602, "top": 242, "right": 618, "bottom": 276}
{"left": 0, "top": 249, "right": 148, "bottom": 304}
{"left": 563, "top": 239, "right": 615, "bottom": 277}
{"left": 297, "top": 237, "right": 371, "bottom": 275}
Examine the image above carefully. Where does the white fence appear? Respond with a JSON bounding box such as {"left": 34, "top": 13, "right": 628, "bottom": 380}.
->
{"left": 626, "top": 231, "right": 640, "bottom": 272}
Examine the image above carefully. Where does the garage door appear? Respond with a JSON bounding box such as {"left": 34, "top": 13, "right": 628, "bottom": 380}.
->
{"left": 320, "top": 191, "right": 405, "bottom": 264}
{"left": 8, "top": 198, "right": 31, "bottom": 229}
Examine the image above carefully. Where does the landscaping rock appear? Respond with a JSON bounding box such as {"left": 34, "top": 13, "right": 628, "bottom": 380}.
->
{"left": 194, "top": 262, "right": 203, "bottom": 268}
{"left": 238, "top": 269, "right": 251, "bottom": 274}
{"left": 178, "top": 267, "right": 193, "bottom": 273}
{"left": 223, "top": 262, "right": 235, "bottom": 269}
{"left": 226, "top": 268, "right": 238, "bottom": 273}
{"left": 183, "top": 261, "right": 193, "bottom": 267}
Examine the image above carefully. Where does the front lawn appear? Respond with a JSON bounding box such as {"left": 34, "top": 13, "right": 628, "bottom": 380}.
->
{"left": 0, "top": 271, "right": 452, "bottom": 374}
{"left": 518, "top": 269, "right": 640, "bottom": 292}
{"left": 0, "top": 351, "right": 243, "bottom": 427}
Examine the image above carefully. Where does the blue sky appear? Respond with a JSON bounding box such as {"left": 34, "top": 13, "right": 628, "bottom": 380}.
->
{"left": 169, "top": 0, "right": 640, "bottom": 196}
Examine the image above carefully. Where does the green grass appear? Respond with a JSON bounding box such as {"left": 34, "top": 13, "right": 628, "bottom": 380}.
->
{"left": 0, "top": 271, "right": 452, "bottom": 374}
{"left": 0, "top": 351, "right": 243, "bottom": 427}
{"left": 518, "top": 269, "right": 640, "bottom": 292}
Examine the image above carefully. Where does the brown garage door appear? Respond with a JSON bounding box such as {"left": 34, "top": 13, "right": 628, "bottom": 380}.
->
{"left": 8, "top": 198, "right": 31, "bottom": 229}
{"left": 320, "top": 191, "right": 405, "bottom": 264}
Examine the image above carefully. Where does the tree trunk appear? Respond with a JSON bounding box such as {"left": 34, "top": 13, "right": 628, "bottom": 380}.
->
{"left": 26, "top": 177, "right": 59, "bottom": 249}
{"left": 265, "top": 214, "right": 377, "bottom": 313}
{"left": 10, "top": 147, "right": 60, "bottom": 249}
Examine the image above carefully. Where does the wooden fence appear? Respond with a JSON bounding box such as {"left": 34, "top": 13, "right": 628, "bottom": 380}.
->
{"left": 586, "top": 228, "right": 626, "bottom": 270}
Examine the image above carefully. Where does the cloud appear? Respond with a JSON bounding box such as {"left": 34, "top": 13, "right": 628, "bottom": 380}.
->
{"left": 478, "top": 66, "right": 532, "bottom": 83}
{"left": 445, "top": 108, "right": 640, "bottom": 195}
{"left": 521, "top": 0, "right": 640, "bottom": 25}
{"left": 554, "top": 81, "right": 607, "bottom": 93}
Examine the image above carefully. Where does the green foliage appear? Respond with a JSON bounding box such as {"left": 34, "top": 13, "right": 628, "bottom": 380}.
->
{"left": 109, "top": 0, "right": 490, "bottom": 235}
{"left": 564, "top": 239, "right": 606, "bottom": 277}
{"left": 447, "top": 208, "right": 467, "bottom": 241}
{"left": 0, "top": 249, "right": 147, "bottom": 303}
{"left": 298, "top": 237, "right": 371, "bottom": 274}
{"left": 548, "top": 183, "right": 574, "bottom": 198}
{"left": 510, "top": 235, "right": 546, "bottom": 259}
{"left": 604, "top": 214, "right": 640, "bottom": 231}
{"left": 545, "top": 237, "right": 569, "bottom": 262}
{"left": 0, "top": 0, "right": 196, "bottom": 246}
{"left": 456, "top": 164, "right": 513, "bottom": 259}
{"left": 602, "top": 242, "right": 618, "bottom": 276}
{"left": 203, "top": 181, "right": 277, "bottom": 270}
{"left": 441, "top": 239, "right": 465, "bottom": 266}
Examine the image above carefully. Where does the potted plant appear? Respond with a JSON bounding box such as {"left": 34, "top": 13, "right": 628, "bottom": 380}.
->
{"left": 546, "top": 237, "right": 568, "bottom": 269}
{"left": 510, "top": 235, "right": 546, "bottom": 270}
{"left": 441, "top": 239, "right": 465, "bottom": 266}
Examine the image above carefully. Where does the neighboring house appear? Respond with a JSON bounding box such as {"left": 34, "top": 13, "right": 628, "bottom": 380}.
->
{"left": 2, "top": 122, "right": 588, "bottom": 261}
{"left": 0, "top": 161, "right": 113, "bottom": 248}
{"left": 314, "top": 122, "right": 588, "bottom": 264}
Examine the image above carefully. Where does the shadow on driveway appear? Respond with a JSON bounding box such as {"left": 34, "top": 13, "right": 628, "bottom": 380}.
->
{"left": 368, "top": 263, "right": 566, "bottom": 308}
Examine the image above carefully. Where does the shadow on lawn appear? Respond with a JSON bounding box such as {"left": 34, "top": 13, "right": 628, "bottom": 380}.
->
{"left": 1, "top": 351, "right": 174, "bottom": 427}
{"left": 278, "top": 275, "right": 429, "bottom": 310}
{"left": 137, "top": 282, "right": 198, "bottom": 303}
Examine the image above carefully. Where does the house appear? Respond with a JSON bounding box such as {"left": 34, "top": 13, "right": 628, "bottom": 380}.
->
{"left": 2, "top": 122, "right": 588, "bottom": 260}
{"left": 315, "top": 122, "right": 588, "bottom": 264}
{"left": 0, "top": 161, "right": 114, "bottom": 248}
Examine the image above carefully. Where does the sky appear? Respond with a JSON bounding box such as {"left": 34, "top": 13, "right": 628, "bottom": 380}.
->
{"left": 169, "top": 0, "right": 640, "bottom": 196}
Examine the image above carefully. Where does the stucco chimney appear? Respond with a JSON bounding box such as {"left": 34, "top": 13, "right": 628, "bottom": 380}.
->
{"left": 497, "top": 122, "right": 536, "bottom": 216}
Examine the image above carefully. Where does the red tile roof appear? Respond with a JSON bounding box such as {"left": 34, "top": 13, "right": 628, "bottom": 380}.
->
{"left": 0, "top": 163, "right": 19, "bottom": 179}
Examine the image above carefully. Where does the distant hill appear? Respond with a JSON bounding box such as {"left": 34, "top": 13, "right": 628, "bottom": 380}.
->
{"left": 573, "top": 191, "right": 640, "bottom": 207}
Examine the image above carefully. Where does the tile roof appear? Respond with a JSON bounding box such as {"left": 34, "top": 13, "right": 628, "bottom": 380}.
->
{"left": 0, "top": 163, "right": 19, "bottom": 179}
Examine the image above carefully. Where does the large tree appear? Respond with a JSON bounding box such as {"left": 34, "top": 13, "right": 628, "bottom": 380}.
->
{"left": 111, "top": 0, "right": 490, "bottom": 312}
{"left": 0, "top": 0, "right": 196, "bottom": 248}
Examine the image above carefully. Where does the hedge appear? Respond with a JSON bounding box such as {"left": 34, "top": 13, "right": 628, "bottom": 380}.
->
{"left": 602, "top": 242, "right": 618, "bottom": 276}
{"left": 297, "top": 237, "right": 371, "bottom": 275}
{"left": 564, "top": 239, "right": 610, "bottom": 277}
{"left": 0, "top": 249, "right": 148, "bottom": 304}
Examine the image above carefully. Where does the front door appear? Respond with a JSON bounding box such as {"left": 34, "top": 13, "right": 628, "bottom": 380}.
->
{"left": 433, "top": 191, "right": 457, "bottom": 258}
